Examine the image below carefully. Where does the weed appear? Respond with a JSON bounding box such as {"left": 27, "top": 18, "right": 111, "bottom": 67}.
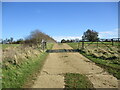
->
{"left": 64, "top": 73, "right": 94, "bottom": 89}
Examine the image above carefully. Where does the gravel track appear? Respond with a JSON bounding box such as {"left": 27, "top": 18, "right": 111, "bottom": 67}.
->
{"left": 32, "top": 43, "right": 118, "bottom": 88}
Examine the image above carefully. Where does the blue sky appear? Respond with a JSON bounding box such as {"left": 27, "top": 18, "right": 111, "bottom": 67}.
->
{"left": 2, "top": 2, "right": 118, "bottom": 41}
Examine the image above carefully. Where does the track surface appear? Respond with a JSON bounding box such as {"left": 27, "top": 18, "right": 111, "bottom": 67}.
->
{"left": 32, "top": 43, "right": 118, "bottom": 88}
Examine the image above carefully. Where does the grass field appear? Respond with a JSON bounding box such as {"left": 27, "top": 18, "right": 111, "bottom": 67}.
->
{"left": 2, "top": 43, "right": 53, "bottom": 88}
{"left": 68, "top": 42, "right": 120, "bottom": 79}
{"left": 64, "top": 73, "right": 94, "bottom": 89}
{"left": 2, "top": 44, "right": 21, "bottom": 49}
{"left": 78, "top": 41, "right": 120, "bottom": 45}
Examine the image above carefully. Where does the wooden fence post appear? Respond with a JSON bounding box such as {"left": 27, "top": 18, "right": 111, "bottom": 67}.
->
{"left": 43, "top": 42, "right": 44, "bottom": 51}
{"left": 41, "top": 39, "right": 46, "bottom": 52}
{"left": 111, "top": 39, "right": 114, "bottom": 46}
{"left": 82, "top": 40, "right": 84, "bottom": 49}
{"left": 78, "top": 42, "right": 80, "bottom": 49}
{"left": 97, "top": 40, "right": 98, "bottom": 48}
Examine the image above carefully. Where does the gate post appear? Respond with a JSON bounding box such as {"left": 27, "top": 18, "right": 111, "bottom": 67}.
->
{"left": 41, "top": 39, "right": 46, "bottom": 52}
{"left": 111, "top": 39, "right": 114, "bottom": 46}
{"left": 78, "top": 42, "right": 80, "bottom": 49}
{"left": 82, "top": 40, "right": 84, "bottom": 49}
{"left": 97, "top": 39, "right": 98, "bottom": 48}
{"left": 82, "top": 36, "right": 84, "bottom": 49}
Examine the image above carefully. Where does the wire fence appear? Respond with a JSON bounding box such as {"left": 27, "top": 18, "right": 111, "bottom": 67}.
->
{"left": 78, "top": 38, "right": 120, "bottom": 49}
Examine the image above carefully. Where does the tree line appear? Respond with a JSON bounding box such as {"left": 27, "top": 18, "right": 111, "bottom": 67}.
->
{"left": 1, "top": 30, "right": 56, "bottom": 45}
{"left": 0, "top": 38, "right": 24, "bottom": 44}
{"left": 61, "top": 29, "right": 98, "bottom": 43}
{"left": 61, "top": 29, "right": 119, "bottom": 43}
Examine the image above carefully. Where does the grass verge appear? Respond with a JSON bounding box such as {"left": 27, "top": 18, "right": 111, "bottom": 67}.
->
{"left": 67, "top": 43, "right": 120, "bottom": 79}
{"left": 2, "top": 52, "right": 48, "bottom": 88}
{"left": 2, "top": 43, "right": 53, "bottom": 88}
{"left": 64, "top": 73, "right": 94, "bottom": 89}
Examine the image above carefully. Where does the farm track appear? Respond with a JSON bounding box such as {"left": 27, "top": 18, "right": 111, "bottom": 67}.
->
{"left": 32, "top": 43, "right": 118, "bottom": 88}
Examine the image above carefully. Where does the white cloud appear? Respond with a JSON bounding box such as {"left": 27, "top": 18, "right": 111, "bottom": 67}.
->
{"left": 99, "top": 29, "right": 118, "bottom": 39}
{"left": 53, "top": 35, "right": 82, "bottom": 42}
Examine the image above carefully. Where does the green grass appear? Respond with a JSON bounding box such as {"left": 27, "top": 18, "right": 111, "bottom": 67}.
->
{"left": 58, "top": 43, "right": 63, "bottom": 45}
{"left": 68, "top": 43, "right": 120, "bottom": 79}
{"left": 68, "top": 42, "right": 120, "bottom": 47}
{"left": 2, "top": 52, "right": 48, "bottom": 88}
{"left": 2, "top": 43, "right": 54, "bottom": 88}
{"left": 68, "top": 43, "right": 78, "bottom": 49}
{"left": 2, "top": 44, "right": 21, "bottom": 49}
{"left": 64, "top": 73, "right": 94, "bottom": 89}
{"left": 47, "top": 43, "right": 54, "bottom": 49}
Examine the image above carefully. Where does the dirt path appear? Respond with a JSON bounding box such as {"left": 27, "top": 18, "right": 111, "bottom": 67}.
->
{"left": 32, "top": 43, "right": 118, "bottom": 88}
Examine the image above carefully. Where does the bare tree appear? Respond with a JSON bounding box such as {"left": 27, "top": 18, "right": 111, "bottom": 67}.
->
{"left": 24, "top": 29, "right": 56, "bottom": 47}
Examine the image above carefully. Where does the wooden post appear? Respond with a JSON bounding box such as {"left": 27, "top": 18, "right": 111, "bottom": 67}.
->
{"left": 45, "top": 42, "right": 47, "bottom": 49}
{"left": 43, "top": 42, "right": 44, "bottom": 51}
{"left": 82, "top": 36, "right": 84, "bottom": 49}
{"left": 78, "top": 42, "right": 80, "bottom": 49}
{"left": 42, "top": 39, "right": 45, "bottom": 51}
{"left": 111, "top": 39, "right": 113, "bottom": 46}
{"left": 118, "top": 38, "right": 119, "bottom": 46}
{"left": 82, "top": 40, "right": 84, "bottom": 49}
{"left": 97, "top": 40, "right": 98, "bottom": 48}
